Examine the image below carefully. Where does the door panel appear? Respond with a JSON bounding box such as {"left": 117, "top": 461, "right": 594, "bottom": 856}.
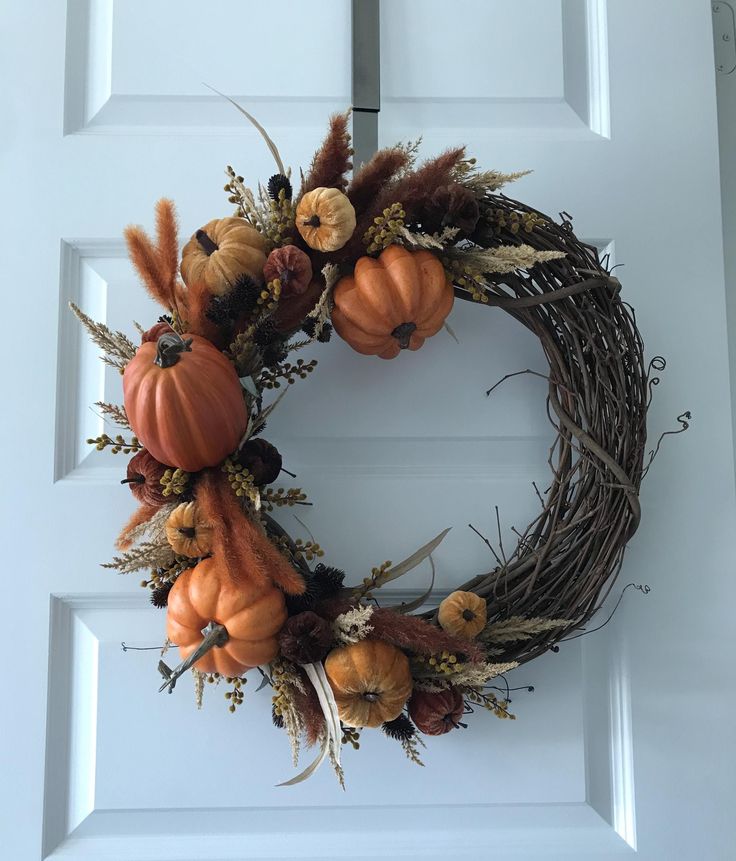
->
{"left": 1, "top": 1, "right": 734, "bottom": 859}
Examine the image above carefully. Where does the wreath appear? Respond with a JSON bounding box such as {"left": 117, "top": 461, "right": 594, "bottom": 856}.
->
{"left": 73, "top": 110, "right": 657, "bottom": 785}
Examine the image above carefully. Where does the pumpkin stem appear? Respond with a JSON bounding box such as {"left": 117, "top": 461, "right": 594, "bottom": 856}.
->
{"left": 120, "top": 476, "right": 145, "bottom": 486}
{"left": 303, "top": 214, "right": 321, "bottom": 228}
{"left": 178, "top": 526, "right": 197, "bottom": 539}
{"left": 391, "top": 322, "right": 417, "bottom": 350}
{"left": 362, "top": 692, "right": 380, "bottom": 703}
{"left": 461, "top": 609, "right": 476, "bottom": 622}
{"left": 158, "top": 620, "right": 229, "bottom": 693}
{"left": 154, "top": 332, "right": 193, "bottom": 368}
{"left": 195, "top": 229, "right": 219, "bottom": 256}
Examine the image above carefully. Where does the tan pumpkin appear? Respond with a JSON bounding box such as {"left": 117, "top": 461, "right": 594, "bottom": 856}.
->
{"left": 331, "top": 245, "right": 454, "bottom": 359}
{"left": 296, "top": 187, "right": 356, "bottom": 252}
{"left": 123, "top": 331, "right": 248, "bottom": 472}
{"left": 165, "top": 502, "right": 212, "bottom": 558}
{"left": 438, "top": 591, "right": 487, "bottom": 639}
{"left": 324, "top": 640, "right": 413, "bottom": 728}
{"left": 166, "top": 556, "right": 287, "bottom": 676}
{"left": 180, "top": 217, "right": 267, "bottom": 295}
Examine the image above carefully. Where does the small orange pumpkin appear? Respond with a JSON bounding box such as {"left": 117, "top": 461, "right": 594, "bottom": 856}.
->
{"left": 180, "top": 217, "right": 267, "bottom": 295}
{"left": 438, "top": 591, "right": 487, "bottom": 639}
{"left": 296, "top": 187, "right": 356, "bottom": 252}
{"left": 123, "top": 331, "right": 248, "bottom": 472}
{"left": 165, "top": 502, "right": 213, "bottom": 558}
{"left": 324, "top": 640, "right": 413, "bottom": 728}
{"left": 409, "top": 687, "right": 465, "bottom": 735}
{"left": 331, "top": 245, "right": 454, "bottom": 359}
{"left": 166, "top": 556, "right": 287, "bottom": 676}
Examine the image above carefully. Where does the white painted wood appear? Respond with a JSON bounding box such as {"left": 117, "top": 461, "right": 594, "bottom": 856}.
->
{"left": 1, "top": 1, "right": 734, "bottom": 859}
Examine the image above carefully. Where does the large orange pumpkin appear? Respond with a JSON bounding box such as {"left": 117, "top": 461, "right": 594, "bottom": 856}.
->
{"left": 166, "top": 557, "right": 287, "bottom": 676}
{"left": 123, "top": 332, "right": 247, "bottom": 472}
{"left": 331, "top": 245, "right": 454, "bottom": 359}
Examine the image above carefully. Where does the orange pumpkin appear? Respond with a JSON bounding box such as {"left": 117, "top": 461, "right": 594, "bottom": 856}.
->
{"left": 324, "top": 640, "right": 413, "bottom": 728}
{"left": 166, "top": 556, "right": 287, "bottom": 676}
{"left": 123, "top": 331, "right": 247, "bottom": 472}
{"left": 331, "top": 245, "right": 454, "bottom": 359}
{"left": 437, "top": 591, "right": 487, "bottom": 639}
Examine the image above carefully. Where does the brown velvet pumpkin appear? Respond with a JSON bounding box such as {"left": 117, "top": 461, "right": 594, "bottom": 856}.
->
{"left": 273, "top": 278, "right": 324, "bottom": 334}
{"left": 123, "top": 331, "right": 248, "bottom": 472}
{"left": 141, "top": 321, "right": 174, "bottom": 344}
{"left": 180, "top": 217, "right": 267, "bottom": 295}
{"left": 296, "top": 187, "right": 356, "bottom": 252}
{"left": 166, "top": 556, "right": 287, "bottom": 676}
{"left": 331, "top": 245, "right": 454, "bottom": 359}
{"left": 409, "top": 687, "right": 465, "bottom": 736}
{"left": 324, "top": 640, "right": 413, "bottom": 728}
{"left": 438, "top": 591, "right": 487, "bottom": 639}
{"left": 165, "top": 502, "right": 212, "bottom": 558}
{"left": 121, "top": 449, "right": 169, "bottom": 506}
{"left": 263, "top": 245, "right": 312, "bottom": 296}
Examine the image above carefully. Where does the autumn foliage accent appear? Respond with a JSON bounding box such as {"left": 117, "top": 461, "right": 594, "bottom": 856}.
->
{"left": 195, "top": 471, "right": 305, "bottom": 596}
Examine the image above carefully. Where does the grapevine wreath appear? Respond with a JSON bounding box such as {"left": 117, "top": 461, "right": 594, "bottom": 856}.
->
{"left": 72, "top": 110, "right": 660, "bottom": 785}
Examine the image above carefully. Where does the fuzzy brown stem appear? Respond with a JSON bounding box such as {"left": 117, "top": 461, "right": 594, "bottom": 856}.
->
{"left": 196, "top": 229, "right": 219, "bottom": 256}
{"left": 303, "top": 215, "right": 321, "bottom": 227}
{"left": 120, "top": 476, "right": 145, "bottom": 486}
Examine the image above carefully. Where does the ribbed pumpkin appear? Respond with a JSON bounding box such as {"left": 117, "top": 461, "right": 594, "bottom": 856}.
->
{"left": 166, "top": 556, "right": 287, "bottom": 676}
{"left": 165, "top": 502, "right": 213, "bottom": 558}
{"left": 123, "top": 332, "right": 247, "bottom": 472}
{"left": 437, "top": 591, "right": 487, "bottom": 639}
{"left": 296, "top": 187, "right": 356, "bottom": 252}
{"left": 324, "top": 640, "right": 413, "bottom": 728}
{"left": 180, "top": 217, "right": 267, "bottom": 295}
{"left": 121, "top": 449, "right": 168, "bottom": 506}
{"left": 409, "top": 687, "right": 465, "bottom": 736}
{"left": 331, "top": 245, "right": 454, "bottom": 359}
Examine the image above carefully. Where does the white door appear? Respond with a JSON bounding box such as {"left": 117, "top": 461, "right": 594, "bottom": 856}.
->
{"left": 2, "top": 1, "right": 734, "bottom": 858}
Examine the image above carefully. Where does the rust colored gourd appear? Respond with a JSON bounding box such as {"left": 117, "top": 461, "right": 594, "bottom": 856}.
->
{"left": 121, "top": 449, "right": 169, "bottom": 506}
{"left": 437, "top": 591, "right": 487, "bottom": 639}
{"left": 166, "top": 556, "right": 287, "bottom": 676}
{"left": 165, "top": 502, "right": 213, "bottom": 558}
{"left": 331, "top": 245, "right": 454, "bottom": 359}
{"left": 296, "top": 187, "right": 356, "bottom": 252}
{"left": 408, "top": 687, "right": 465, "bottom": 736}
{"left": 324, "top": 640, "right": 413, "bottom": 728}
{"left": 180, "top": 217, "right": 267, "bottom": 295}
{"left": 123, "top": 332, "right": 248, "bottom": 472}
{"left": 273, "top": 278, "right": 324, "bottom": 334}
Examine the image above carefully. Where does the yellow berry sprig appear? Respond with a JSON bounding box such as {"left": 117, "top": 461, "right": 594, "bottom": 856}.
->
{"left": 261, "top": 487, "right": 309, "bottom": 511}
{"left": 363, "top": 203, "right": 406, "bottom": 254}
{"left": 87, "top": 433, "right": 142, "bottom": 454}
{"left": 294, "top": 539, "right": 324, "bottom": 562}
{"left": 443, "top": 257, "right": 488, "bottom": 304}
{"left": 160, "top": 468, "right": 189, "bottom": 497}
